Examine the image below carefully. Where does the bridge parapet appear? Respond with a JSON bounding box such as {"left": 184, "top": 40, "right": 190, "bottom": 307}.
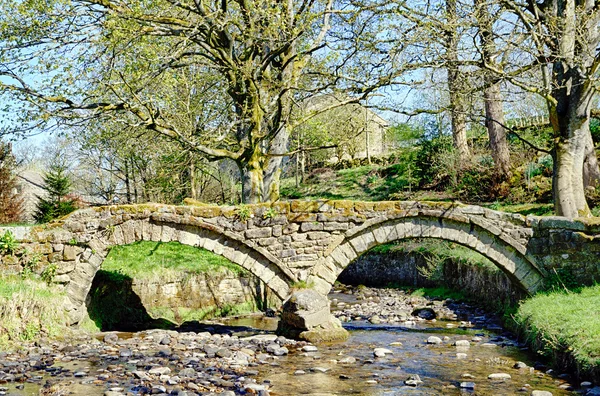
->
{"left": 1, "top": 200, "right": 600, "bottom": 325}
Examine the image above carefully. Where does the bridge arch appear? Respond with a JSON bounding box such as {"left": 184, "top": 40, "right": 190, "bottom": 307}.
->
{"left": 308, "top": 215, "right": 545, "bottom": 296}
{"left": 63, "top": 218, "right": 296, "bottom": 325}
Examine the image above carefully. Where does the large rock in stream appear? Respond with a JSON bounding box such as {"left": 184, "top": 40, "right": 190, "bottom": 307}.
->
{"left": 277, "top": 289, "right": 349, "bottom": 343}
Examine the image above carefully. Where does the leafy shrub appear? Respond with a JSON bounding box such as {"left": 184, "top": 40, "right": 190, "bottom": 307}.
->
{"left": 236, "top": 204, "right": 253, "bottom": 221}
{"left": 414, "top": 135, "right": 456, "bottom": 189}
{"left": 40, "top": 263, "right": 58, "bottom": 284}
{"left": 0, "top": 231, "right": 18, "bottom": 255}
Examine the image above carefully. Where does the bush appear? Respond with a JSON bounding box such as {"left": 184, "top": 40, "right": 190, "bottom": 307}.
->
{"left": 414, "top": 135, "right": 456, "bottom": 189}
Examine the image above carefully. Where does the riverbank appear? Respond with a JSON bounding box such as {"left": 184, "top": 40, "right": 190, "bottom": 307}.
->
{"left": 511, "top": 284, "right": 600, "bottom": 382}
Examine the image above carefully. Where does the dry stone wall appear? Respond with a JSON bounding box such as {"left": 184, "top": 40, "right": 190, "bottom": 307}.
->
{"left": 1, "top": 200, "right": 600, "bottom": 325}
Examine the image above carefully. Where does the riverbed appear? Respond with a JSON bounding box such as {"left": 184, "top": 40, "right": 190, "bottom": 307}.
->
{"left": 0, "top": 287, "right": 585, "bottom": 395}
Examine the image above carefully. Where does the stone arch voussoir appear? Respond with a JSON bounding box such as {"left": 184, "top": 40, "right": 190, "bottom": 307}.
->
{"left": 307, "top": 216, "right": 544, "bottom": 297}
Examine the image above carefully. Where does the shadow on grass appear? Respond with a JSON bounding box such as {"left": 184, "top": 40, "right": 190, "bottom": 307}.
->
{"left": 86, "top": 270, "right": 175, "bottom": 332}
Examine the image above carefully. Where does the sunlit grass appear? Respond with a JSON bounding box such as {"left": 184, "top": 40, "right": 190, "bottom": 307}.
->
{"left": 514, "top": 285, "right": 600, "bottom": 372}
{"left": 102, "top": 240, "right": 247, "bottom": 281}
{"left": 0, "top": 275, "right": 68, "bottom": 350}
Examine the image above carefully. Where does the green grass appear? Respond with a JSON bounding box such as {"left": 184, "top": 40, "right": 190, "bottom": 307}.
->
{"left": 410, "top": 286, "right": 468, "bottom": 301}
{"left": 484, "top": 202, "right": 554, "bottom": 216}
{"left": 514, "top": 285, "right": 600, "bottom": 374}
{"left": 281, "top": 165, "right": 384, "bottom": 201}
{"left": 102, "top": 240, "right": 247, "bottom": 281}
{"left": 0, "top": 275, "right": 68, "bottom": 350}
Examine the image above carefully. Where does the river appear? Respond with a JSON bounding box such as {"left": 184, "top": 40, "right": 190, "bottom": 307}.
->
{"left": 0, "top": 286, "right": 580, "bottom": 395}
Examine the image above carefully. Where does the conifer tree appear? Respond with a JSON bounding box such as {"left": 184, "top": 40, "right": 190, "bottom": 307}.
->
{"left": 0, "top": 142, "right": 24, "bottom": 224}
{"left": 34, "top": 164, "right": 77, "bottom": 223}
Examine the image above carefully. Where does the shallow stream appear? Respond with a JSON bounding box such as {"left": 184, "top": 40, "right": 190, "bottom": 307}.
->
{"left": 0, "top": 290, "right": 579, "bottom": 396}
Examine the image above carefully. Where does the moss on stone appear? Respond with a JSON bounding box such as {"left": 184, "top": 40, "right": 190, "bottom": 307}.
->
{"left": 291, "top": 200, "right": 325, "bottom": 213}
{"left": 191, "top": 206, "right": 222, "bottom": 218}
{"left": 182, "top": 198, "right": 210, "bottom": 206}
{"left": 299, "top": 327, "right": 349, "bottom": 343}
{"left": 333, "top": 200, "right": 355, "bottom": 210}
{"left": 373, "top": 201, "right": 396, "bottom": 211}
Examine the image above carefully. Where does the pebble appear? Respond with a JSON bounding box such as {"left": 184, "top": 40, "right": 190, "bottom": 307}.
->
{"left": 454, "top": 340, "right": 470, "bottom": 347}
{"left": 373, "top": 348, "right": 393, "bottom": 357}
{"left": 531, "top": 391, "right": 553, "bottom": 396}
{"left": 488, "top": 373, "right": 511, "bottom": 380}
{"left": 460, "top": 382, "right": 475, "bottom": 389}
{"left": 427, "top": 336, "right": 443, "bottom": 344}
{"left": 149, "top": 366, "right": 171, "bottom": 375}
{"left": 339, "top": 356, "right": 357, "bottom": 364}
{"left": 405, "top": 374, "right": 423, "bottom": 387}
{"left": 302, "top": 345, "right": 318, "bottom": 352}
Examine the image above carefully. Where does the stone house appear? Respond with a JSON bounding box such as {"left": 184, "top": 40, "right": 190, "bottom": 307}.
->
{"left": 295, "top": 95, "right": 390, "bottom": 162}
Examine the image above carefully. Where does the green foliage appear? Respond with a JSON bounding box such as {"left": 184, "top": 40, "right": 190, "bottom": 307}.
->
{"left": 40, "top": 263, "right": 58, "bottom": 284}
{"left": 454, "top": 164, "right": 495, "bottom": 201}
{"left": 0, "top": 230, "right": 18, "bottom": 255}
{"left": 591, "top": 118, "right": 600, "bottom": 143}
{"left": 0, "top": 275, "right": 67, "bottom": 349}
{"left": 543, "top": 267, "right": 580, "bottom": 292}
{"left": 410, "top": 286, "right": 467, "bottom": 301}
{"left": 291, "top": 280, "right": 314, "bottom": 289}
{"left": 414, "top": 135, "right": 456, "bottom": 189}
{"left": 236, "top": 204, "right": 253, "bottom": 221}
{"left": 525, "top": 155, "right": 553, "bottom": 179}
{"left": 263, "top": 207, "right": 278, "bottom": 219}
{"left": 21, "top": 251, "right": 42, "bottom": 279}
{"left": 34, "top": 164, "right": 78, "bottom": 223}
{"left": 386, "top": 123, "right": 424, "bottom": 148}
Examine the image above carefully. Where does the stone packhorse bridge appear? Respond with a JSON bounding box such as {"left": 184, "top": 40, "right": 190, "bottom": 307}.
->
{"left": 2, "top": 200, "right": 600, "bottom": 325}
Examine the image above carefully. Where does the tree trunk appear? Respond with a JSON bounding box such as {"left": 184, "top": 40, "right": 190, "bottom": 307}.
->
{"left": 240, "top": 154, "right": 264, "bottom": 204}
{"left": 550, "top": 91, "right": 592, "bottom": 218}
{"left": 445, "top": 0, "right": 470, "bottom": 164}
{"left": 484, "top": 82, "right": 511, "bottom": 179}
{"left": 263, "top": 127, "right": 288, "bottom": 202}
{"left": 553, "top": 133, "right": 589, "bottom": 217}
{"left": 475, "top": 0, "right": 511, "bottom": 180}
{"left": 190, "top": 161, "right": 198, "bottom": 200}
{"left": 583, "top": 129, "right": 600, "bottom": 189}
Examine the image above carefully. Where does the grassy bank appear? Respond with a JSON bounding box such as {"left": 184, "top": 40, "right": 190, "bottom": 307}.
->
{"left": 512, "top": 285, "right": 600, "bottom": 380}
{"left": 0, "top": 275, "right": 69, "bottom": 350}
{"left": 103, "top": 240, "right": 248, "bottom": 281}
